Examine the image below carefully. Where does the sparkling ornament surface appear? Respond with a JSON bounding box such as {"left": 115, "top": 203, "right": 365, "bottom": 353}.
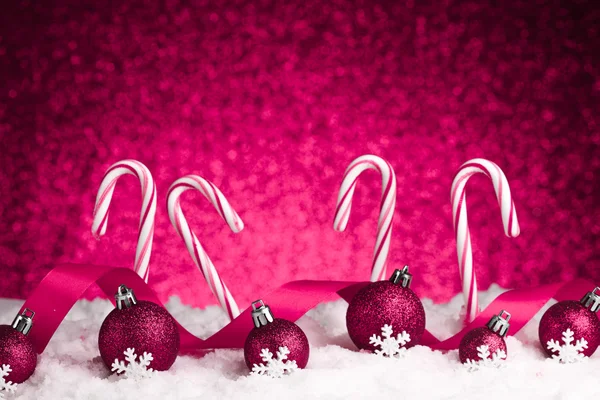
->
{"left": 98, "top": 300, "right": 180, "bottom": 371}
{"left": 346, "top": 281, "right": 426, "bottom": 352}
{"left": 0, "top": 325, "right": 36, "bottom": 383}
{"left": 459, "top": 327, "right": 506, "bottom": 364}
{"left": 244, "top": 318, "right": 309, "bottom": 370}
{"left": 539, "top": 300, "right": 600, "bottom": 358}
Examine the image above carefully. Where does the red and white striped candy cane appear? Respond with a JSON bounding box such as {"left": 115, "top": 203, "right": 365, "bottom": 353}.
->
{"left": 451, "top": 158, "right": 520, "bottom": 323}
{"left": 167, "top": 175, "right": 244, "bottom": 320}
{"left": 333, "top": 155, "right": 397, "bottom": 282}
{"left": 92, "top": 160, "right": 157, "bottom": 283}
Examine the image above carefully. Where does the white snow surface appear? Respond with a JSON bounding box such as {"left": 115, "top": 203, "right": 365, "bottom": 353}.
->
{"left": 2, "top": 284, "right": 599, "bottom": 400}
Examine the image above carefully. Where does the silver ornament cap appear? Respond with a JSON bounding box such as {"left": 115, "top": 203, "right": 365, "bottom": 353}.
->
{"left": 115, "top": 284, "right": 137, "bottom": 310}
{"left": 11, "top": 308, "right": 35, "bottom": 336}
{"left": 389, "top": 265, "right": 412, "bottom": 288}
{"left": 486, "top": 310, "right": 511, "bottom": 337}
{"left": 251, "top": 300, "right": 274, "bottom": 328}
{"left": 581, "top": 287, "right": 600, "bottom": 313}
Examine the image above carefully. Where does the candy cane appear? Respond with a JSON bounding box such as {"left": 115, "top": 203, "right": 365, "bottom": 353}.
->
{"left": 451, "top": 158, "right": 520, "bottom": 323}
{"left": 167, "top": 175, "right": 244, "bottom": 320}
{"left": 333, "top": 155, "right": 397, "bottom": 282}
{"left": 92, "top": 160, "right": 157, "bottom": 283}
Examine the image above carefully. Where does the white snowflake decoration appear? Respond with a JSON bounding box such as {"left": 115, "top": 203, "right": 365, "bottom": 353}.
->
{"left": 0, "top": 365, "right": 17, "bottom": 399}
{"left": 251, "top": 346, "right": 298, "bottom": 378}
{"left": 464, "top": 345, "right": 507, "bottom": 371}
{"left": 369, "top": 324, "right": 411, "bottom": 358}
{"left": 111, "top": 348, "right": 156, "bottom": 380}
{"left": 547, "top": 329, "right": 588, "bottom": 364}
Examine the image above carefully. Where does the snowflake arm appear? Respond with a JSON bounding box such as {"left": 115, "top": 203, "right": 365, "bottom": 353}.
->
{"left": 547, "top": 339, "right": 562, "bottom": 355}
{"left": 547, "top": 329, "right": 588, "bottom": 364}
{"left": 259, "top": 348, "right": 272, "bottom": 362}
{"left": 111, "top": 359, "right": 128, "bottom": 375}
{"left": 491, "top": 349, "right": 507, "bottom": 364}
{"left": 477, "top": 345, "right": 490, "bottom": 360}
{"left": 369, "top": 324, "right": 411, "bottom": 358}
{"left": 574, "top": 339, "right": 589, "bottom": 352}
{"left": 369, "top": 333, "right": 385, "bottom": 353}
{"left": 250, "top": 346, "right": 298, "bottom": 378}
{"left": 464, "top": 358, "right": 480, "bottom": 372}
{"left": 0, "top": 365, "right": 17, "bottom": 399}
{"left": 111, "top": 348, "right": 155, "bottom": 380}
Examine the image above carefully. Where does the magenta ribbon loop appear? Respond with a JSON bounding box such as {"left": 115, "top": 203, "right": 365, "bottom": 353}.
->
{"left": 19, "top": 263, "right": 595, "bottom": 355}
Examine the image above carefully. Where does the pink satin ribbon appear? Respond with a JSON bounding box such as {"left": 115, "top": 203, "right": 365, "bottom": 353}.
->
{"left": 19, "top": 263, "right": 595, "bottom": 355}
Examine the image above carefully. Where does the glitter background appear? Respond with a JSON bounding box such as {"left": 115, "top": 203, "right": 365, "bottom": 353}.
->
{"left": 0, "top": 0, "right": 598, "bottom": 309}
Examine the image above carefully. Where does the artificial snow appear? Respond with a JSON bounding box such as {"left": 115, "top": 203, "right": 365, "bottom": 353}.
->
{"left": 2, "top": 284, "right": 599, "bottom": 399}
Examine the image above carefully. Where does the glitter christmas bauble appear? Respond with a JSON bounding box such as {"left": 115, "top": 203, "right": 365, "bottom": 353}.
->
{"left": 346, "top": 266, "right": 425, "bottom": 352}
{"left": 538, "top": 289, "right": 600, "bottom": 358}
{"left": 0, "top": 327, "right": 37, "bottom": 384}
{"left": 459, "top": 310, "right": 511, "bottom": 364}
{"left": 244, "top": 301, "right": 309, "bottom": 370}
{"left": 0, "top": 309, "right": 37, "bottom": 383}
{"left": 98, "top": 285, "right": 180, "bottom": 372}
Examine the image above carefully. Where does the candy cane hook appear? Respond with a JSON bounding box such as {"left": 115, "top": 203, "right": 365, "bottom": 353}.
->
{"left": 92, "top": 159, "right": 157, "bottom": 283}
{"left": 333, "top": 155, "right": 397, "bottom": 282}
{"left": 167, "top": 175, "right": 244, "bottom": 320}
{"left": 451, "top": 158, "right": 520, "bottom": 323}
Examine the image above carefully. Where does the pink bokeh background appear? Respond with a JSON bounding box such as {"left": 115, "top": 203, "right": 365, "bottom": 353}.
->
{"left": 0, "top": 0, "right": 599, "bottom": 310}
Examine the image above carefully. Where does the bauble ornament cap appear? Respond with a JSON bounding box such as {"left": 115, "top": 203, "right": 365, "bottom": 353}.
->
{"left": 115, "top": 284, "right": 137, "bottom": 309}
{"left": 486, "top": 309, "right": 511, "bottom": 337}
{"left": 389, "top": 265, "right": 412, "bottom": 287}
{"left": 11, "top": 308, "right": 35, "bottom": 336}
{"left": 251, "top": 300, "right": 274, "bottom": 328}
{"left": 580, "top": 287, "right": 600, "bottom": 313}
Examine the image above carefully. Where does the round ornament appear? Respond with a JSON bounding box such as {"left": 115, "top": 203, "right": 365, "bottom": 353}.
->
{"left": 98, "top": 285, "right": 180, "bottom": 372}
{"left": 459, "top": 310, "right": 510, "bottom": 364}
{"left": 538, "top": 287, "right": 600, "bottom": 359}
{"left": 244, "top": 300, "right": 310, "bottom": 371}
{"left": 0, "top": 309, "right": 37, "bottom": 383}
{"left": 346, "top": 266, "right": 426, "bottom": 352}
